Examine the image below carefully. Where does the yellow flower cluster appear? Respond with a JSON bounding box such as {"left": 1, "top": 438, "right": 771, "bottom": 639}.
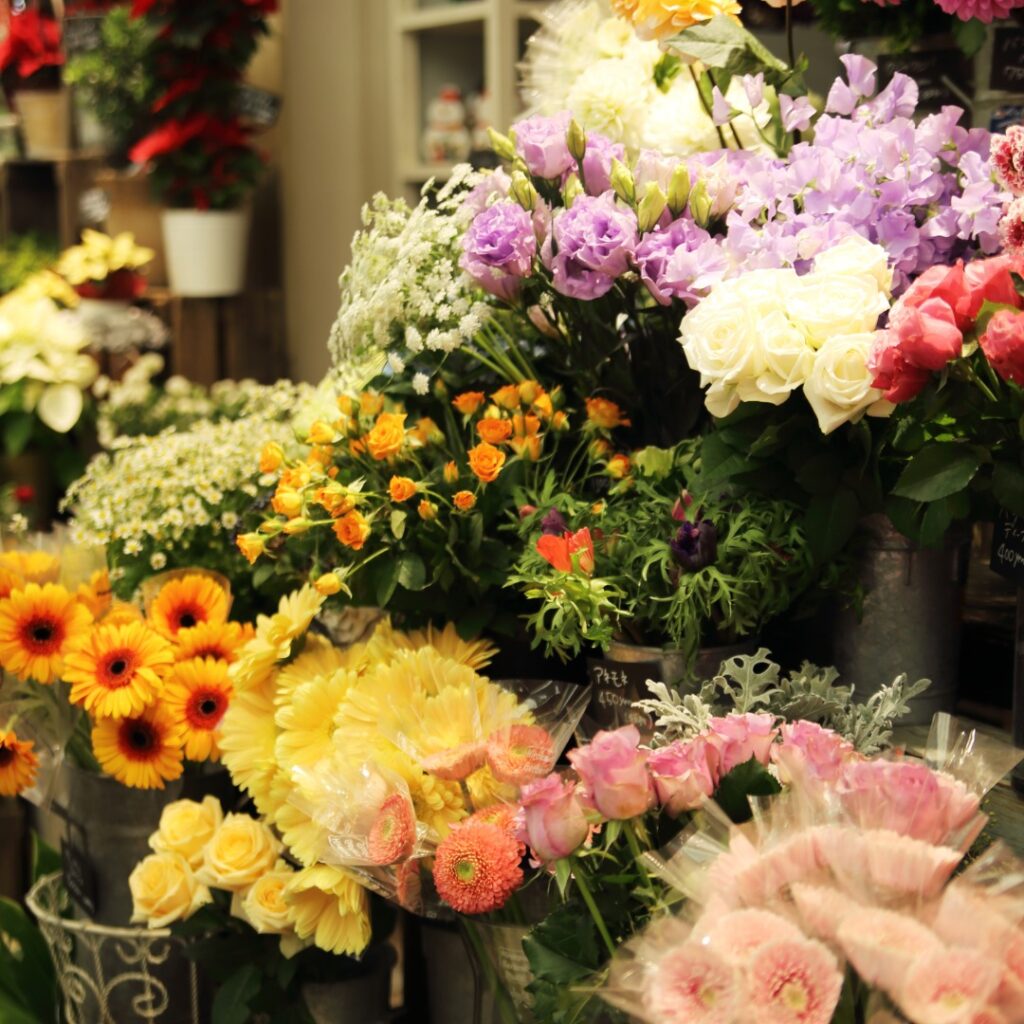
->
{"left": 56, "top": 230, "right": 154, "bottom": 288}
{"left": 610, "top": 0, "right": 742, "bottom": 40}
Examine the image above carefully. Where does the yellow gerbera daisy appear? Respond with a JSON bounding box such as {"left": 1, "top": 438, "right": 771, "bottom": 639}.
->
{"left": 272, "top": 635, "right": 350, "bottom": 708}
{"left": 92, "top": 704, "right": 185, "bottom": 789}
{"left": 0, "top": 583, "right": 93, "bottom": 684}
{"left": 284, "top": 864, "right": 371, "bottom": 956}
{"left": 103, "top": 601, "right": 144, "bottom": 627}
{"left": 0, "top": 729, "right": 39, "bottom": 796}
{"left": 173, "top": 621, "right": 254, "bottom": 664}
{"left": 148, "top": 574, "right": 230, "bottom": 639}
{"left": 275, "top": 668, "right": 358, "bottom": 771}
{"left": 365, "top": 619, "right": 497, "bottom": 671}
{"left": 219, "top": 671, "right": 280, "bottom": 814}
{"left": 231, "top": 585, "right": 324, "bottom": 685}
{"left": 77, "top": 569, "right": 113, "bottom": 621}
{"left": 163, "top": 657, "right": 234, "bottom": 762}
{"left": 64, "top": 621, "right": 173, "bottom": 719}
{"left": 0, "top": 550, "right": 59, "bottom": 586}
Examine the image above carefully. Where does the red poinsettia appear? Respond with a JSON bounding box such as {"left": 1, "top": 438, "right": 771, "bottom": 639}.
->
{"left": 0, "top": 7, "right": 63, "bottom": 81}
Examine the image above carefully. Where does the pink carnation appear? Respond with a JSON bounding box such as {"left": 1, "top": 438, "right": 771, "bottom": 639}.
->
{"left": 568, "top": 725, "right": 655, "bottom": 820}
{"left": 707, "top": 713, "right": 778, "bottom": 775}
{"left": 773, "top": 721, "right": 857, "bottom": 785}
{"left": 1001, "top": 197, "right": 1024, "bottom": 255}
{"left": 993, "top": 126, "right": 1024, "bottom": 195}
{"left": 648, "top": 736, "right": 719, "bottom": 816}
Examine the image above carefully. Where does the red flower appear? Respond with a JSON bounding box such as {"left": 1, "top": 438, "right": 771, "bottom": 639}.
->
{"left": 151, "top": 76, "right": 206, "bottom": 114}
{"left": 14, "top": 485, "right": 34, "bottom": 504}
{"left": 536, "top": 528, "right": 595, "bottom": 574}
{"left": 0, "top": 9, "right": 63, "bottom": 80}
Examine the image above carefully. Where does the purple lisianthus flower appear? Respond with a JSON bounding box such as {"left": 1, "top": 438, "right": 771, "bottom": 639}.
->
{"left": 540, "top": 508, "right": 569, "bottom": 536}
{"left": 460, "top": 200, "right": 537, "bottom": 301}
{"left": 512, "top": 111, "right": 574, "bottom": 180}
{"left": 670, "top": 520, "right": 718, "bottom": 572}
{"left": 578, "top": 132, "right": 626, "bottom": 196}
{"left": 544, "top": 193, "right": 638, "bottom": 300}
{"left": 636, "top": 218, "right": 725, "bottom": 306}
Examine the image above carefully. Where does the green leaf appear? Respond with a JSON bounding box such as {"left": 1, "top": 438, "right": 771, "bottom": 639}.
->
{"left": 211, "top": 963, "right": 262, "bottom": 1024}
{"left": 390, "top": 508, "right": 407, "bottom": 540}
{"left": 0, "top": 992, "right": 39, "bottom": 1024}
{"left": 554, "top": 859, "right": 571, "bottom": 900}
{"left": 993, "top": 462, "right": 1024, "bottom": 516}
{"left": 953, "top": 17, "right": 987, "bottom": 57}
{"left": 884, "top": 495, "right": 923, "bottom": 540}
{"left": 892, "top": 444, "right": 982, "bottom": 503}
{"left": 372, "top": 558, "right": 398, "bottom": 607}
{"left": 252, "top": 561, "right": 277, "bottom": 590}
{"left": 31, "top": 833, "right": 61, "bottom": 883}
{"left": 919, "top": 498, "right": 953, "bottom": 548}
{"left": 397, "top": 553, "right": 427, "bottom": 591}
{"left": 804, "top": 487, "right": 860, "bottom": 563}
{"left": 3, "top": 413, "right": 33, "bottom": 457}
{"left": 713, "top": 757, "right": 782, "bottom": 823}
{"left": 0, "top": 896, "right": 56, "bottom": 1022}
{"left": 663, "top": 15, "right": 794, "bottom": 88}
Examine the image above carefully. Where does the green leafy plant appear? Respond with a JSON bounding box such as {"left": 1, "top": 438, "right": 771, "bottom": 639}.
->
{"left": 0, "top": 234, "right": 59, "bottom": 296}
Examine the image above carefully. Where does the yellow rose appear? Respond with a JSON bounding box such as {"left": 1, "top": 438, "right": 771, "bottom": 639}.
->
{"left": 232, "top": 864, "right": 297, "bottom": 936}
{"left": 467, "top": 442, "right": 506, "bottom": 484}
{"left": 314, "top": 572, "right": 343, "bottom": 596}
{"left": 333, "top": 510, "right": 371, "bottom": 551}
{"left": 259, "top": 442, "right": 284, "bottom": 474}
{"left": 130, "top": 852, "right": 211, "bottom": 928}
{"left": 453, "top": 490, "right": 477, "bottom": 512}
{"left": 196, "top": 813, "right": 281, "bottom": 891}
{"left": 365, "top": 412, "right": 407, "bottom": 461}
{"left": 388, "top": 476, "right": 418, "bottom": 503}
{"left": 149, "top": 796, "right": 223, "bottom": 868}
{"left": 451, "top": 391, "right": 485, "bottom": 416}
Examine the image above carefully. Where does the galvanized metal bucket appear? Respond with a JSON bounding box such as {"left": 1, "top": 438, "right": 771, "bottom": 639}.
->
{"left": 831, "top": 515, "right": 968, "bottom": 726}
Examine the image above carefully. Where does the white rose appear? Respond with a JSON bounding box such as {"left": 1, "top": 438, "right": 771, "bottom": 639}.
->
{"left": 680, "top": 287, "right": 766, "bottom": 388}
{"left": 130, "top": 852, "right": 211, "bottom": 929}
{"left": 813, "top": 236, "right": 893, "bottom": 296}
{"left": 149, "top": 796, "right": 224, "bottom": 868}
{"left": 803, "top": 333, "right": 893, "bottom": 434}
{"left": 785, "top": 271, "right": 889, "bottom": 349}
{"left": 738, "top": 310, "right": 814, "bottom": 403}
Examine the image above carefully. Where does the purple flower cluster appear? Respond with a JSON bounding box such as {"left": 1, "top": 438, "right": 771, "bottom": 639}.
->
{"left": 670, "top": 519, "right": 718, "bottom": 572}
{"left": 461, "top": 55, "right": 1007, "bottom": 308}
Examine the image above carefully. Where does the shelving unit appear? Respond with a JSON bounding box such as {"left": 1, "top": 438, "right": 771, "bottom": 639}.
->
{"left": 387, "top": 0, "right": 547, "bottom": 199}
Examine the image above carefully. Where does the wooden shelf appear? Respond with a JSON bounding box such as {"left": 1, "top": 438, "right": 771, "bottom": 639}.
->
{"left": 397, "top": 1, "right": 487, "bottom": 32}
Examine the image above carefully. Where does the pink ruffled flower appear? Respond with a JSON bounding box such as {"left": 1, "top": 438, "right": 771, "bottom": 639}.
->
{"left": 517, "top": 773, "right": 589, "bottom": 862}
{"left": 648, "top": 736, "right": 719, "bottom": 816}
{"left": 965, "top": 255, "right": 1022, "bottom": 315}
{"left": 994, "top": 127, "right": 1024, "bottom": 196}
{"left": 707, "top": 713, "right": 778, "bottom": 776}
{"left": 485, "top": 724, "right": 555, "bottom": 785}
{"left": 835, "top": 907, "right": 942, "bottom": 992}
{"left": 791, "top": 882, "right": 862, "bottom": 942}
{"left": 773, "top": 721, "right": 857, "bottom": 785}
{"left": 511, "top": 111, "right": 574, "bottom": 180}
{"left": 568, "top": 725, "right": 655, "bottom": 820}
{"left": 869, "top": 329, "right": 932, "bottom": 403}
{"left": 646, "top": 944, "right": 740, "bottom": 1024}
{"left": 981, "top": 309, "right": 1024, "bottom": 387}
{"left": 367, "top": 793, "right": 416, "bottom": 865}
{"left": 934, "top": 0, "right": 1021, "bottom": 23}
{"left": 897, "top": 948, "right": 1003, "bottom": 1024}
{"left": 1001, "top": 197, "right": 1024, "bottom": 255}
{"left": 888, "top": 296, "right": 964, "bottom": 371}
{"left": 748, "top": 938, "right": 844, "bottom": 1024}
{"left": 701, "top": 909, "right": 805, "bottom": 966}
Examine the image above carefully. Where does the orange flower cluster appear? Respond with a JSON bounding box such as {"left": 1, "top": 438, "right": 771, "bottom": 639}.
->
{"left": 0, "top": 565, "right": 251, "bottom": 791}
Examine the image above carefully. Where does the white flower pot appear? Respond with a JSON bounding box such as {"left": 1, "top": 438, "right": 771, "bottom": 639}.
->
{"left": 161, "top": 207, "right": 250, "bottom": 298}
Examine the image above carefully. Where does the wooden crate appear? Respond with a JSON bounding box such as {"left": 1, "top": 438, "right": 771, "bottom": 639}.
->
{"left": 145, "top": 288, "right": 288, "bottom": 384}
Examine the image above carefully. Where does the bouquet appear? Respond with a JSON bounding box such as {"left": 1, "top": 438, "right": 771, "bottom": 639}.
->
{"left": 0, "top": 560, "right": 252, "bottom": 796}
{"left": 55, "top": 229, "right": 154, "bottom": 301}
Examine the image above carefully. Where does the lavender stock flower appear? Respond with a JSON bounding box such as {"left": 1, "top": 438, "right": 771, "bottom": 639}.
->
{"left": 670, "top": 520, "right": 718, "bottom": 572}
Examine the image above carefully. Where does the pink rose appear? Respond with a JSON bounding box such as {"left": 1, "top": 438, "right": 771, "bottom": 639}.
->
{"left": 980, "top": 309, "right": 1024, "bottom": 386}
{"left": 889, "top": 297, "right": 963, "bottom": 371}
{"left": 869, "top": 330, "right": 931, "bottom": 403}
{"left": 965, "top": 255, "right": 1022, "bottom": 318}
{"left": 707, "top": 713, "right": 778, "bottom": 776}
{"left": 517, "top": 773, "right": 589, "bottom": 862}
{"left": 567, "top": 725, "right": 655, "bottom": 820}
{"left": 772, "top": 721, "right": 857, "bottom": 786}
{"left": 648, "top": 737, "right": 720, "bottom": 816}
{"left": 902, "top": 262, "right": 974, "bottom": 329}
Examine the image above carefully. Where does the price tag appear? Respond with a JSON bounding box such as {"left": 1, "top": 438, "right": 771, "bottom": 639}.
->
{"left": 991, "top": 509, "right": 1024, "bottom": 585}
{"left": 585, "top": 657, "right": 657, "bottom": 734}
{"left": 991, "top": 27, "right": 1024, "bottom": 93}
{"left": 236, "top": 85, "right": 282, "bottom": 130}
{"left": 61, "top": 825, "right": 97, "bottom": 918}
{"left": 877, "top": 50, "right": 968, "bottom": 111}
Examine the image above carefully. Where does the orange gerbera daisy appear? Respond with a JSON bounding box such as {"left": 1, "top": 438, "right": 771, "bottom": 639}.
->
{"left": 0, "top": 583, "right": 93, "bottom": 683}
{"left": 432, "top": 819, "right": 523, "bottom": 914}
{"left": 0, "top": 550, "right": 59, "bottom": 586}
{"left": 0, "top": 730, "right": 39, "bottom": 796}
{"left": 148, "top": 574, "right": 230, "bottom": 639}
{"left": 64, "top": 621, "right": 173, "bottom": 719}
{"left": 163, "top": 657, "right": 234, "bottom": 761}
{"left": 92, "top": 704, "right": 184, "bottom": 789}
{"left": 173, "top": 621, "right": 254, "bottom": 664}
{"left": 77, "top": 569, "right": 113, "bottom": 620}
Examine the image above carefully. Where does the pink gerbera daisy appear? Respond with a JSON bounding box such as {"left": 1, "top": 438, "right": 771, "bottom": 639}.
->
{"left": 367, "top": 793, "right": 416, "bottom": 865}
{"left": 836, "top": 908, "right": 942, "bottom": 994}
{"left": 897, "top": 949, "right": 1002, "bottom": 1024}
{"left": 646, "top": 944, "right": 740, "bottom": 1024}
{"left": 432, "top": 820, "right": 523, "bottom": 914}
{"left": 486, "top": 724, "right": 556, "bottom": 785}
{"left": 748, "top": 939, "right": 844, "bottom": 1024}
{"left": 702, "top": 909, "right": 805, "bottom": 967}
{"left": 396, "top": 857, "right": 423, "bottom": 914}
{"left": 466, "top": 803, "right": 526, "bottom": 856}
{"left": 422, "top": 741, "right": 487, "bottom": 780}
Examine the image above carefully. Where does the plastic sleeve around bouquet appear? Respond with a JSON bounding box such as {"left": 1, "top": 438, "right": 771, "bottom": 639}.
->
{"left": 375, "top": 674, "right": 590, "bottom": 786}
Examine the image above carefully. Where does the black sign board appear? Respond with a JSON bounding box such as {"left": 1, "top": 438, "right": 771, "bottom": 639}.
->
{"left": 991, "top": 509, "right": 1024, "bottom": 585}
{"left": 878, "top": 50, "right": 968, "bottom": 112}
{"left": 991, "top": 27, "right": 1024, "bottom": 93}
{"left": 236, "top": 85, "right": 281, "bottom": 130}
{"left": 61, "top": 828, "right": 97, "bottom": 918}
{"left": 62, "top": 14, "right": 105, "bottom": 58}
{"left": 586, "top": 657, "right": 656, "bottom": 733}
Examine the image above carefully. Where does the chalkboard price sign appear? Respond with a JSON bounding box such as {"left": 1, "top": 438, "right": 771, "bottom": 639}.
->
{"left": 991, "top": 509, "right": 1024, "bottom": 585}
{"left": 878, "top": 50, "right": 968, "bottom": 112}
{"left": 991, "top": 27, "right": 1024, "bottom": 93}
{"left": 236, "top": 86, "right": 282, "bottom": 130}
{"left": 586, "top": 657, "right": 656, "bottom": 734}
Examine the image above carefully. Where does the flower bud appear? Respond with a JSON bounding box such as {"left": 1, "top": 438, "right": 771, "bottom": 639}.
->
{"left": 668, "top": 164, "right": 691, "bottom": 217}
{"left": 306, "top": 420, "right": 336, "bottom": 446}
{"left": 418, "top": 499, "right": 438, "bottom": 521}
{"left": 637, "top": 182, "right": 668, "bottom": 233}
{"left": 562, "top": 173, "right": 584, "bottom": 208}
{"left": 281, "top": 517, "right": 313, "bottom": 535}
{"left": 609, "top": 158, "right": 635, "bottom": 206}
{"left": 551, "top": 410, "right": 569, "bottom": 431}
{"left": 259, "top": 442, "right": 284, "bottom": 474}
{"left": 519, "top": 504, "right": 537, "bottom": 519}
{"left": 566, "top": 118, "right": 587, "bottom": 163}
{"left": 443, "top": 460, "right": 459, "bottom": 484}
{"left": 510, "top": 170, "right": 537, "bottom": 212}
{"left": 314, "top": 572, "right": 343, "bottom": 596}
{"left": 689, "top": 180, "right": 712, "bottom": 228}
{"left": 432, "top": 377, "right": 449, "bottom": 399}
{"left": 488, "top": 127, "right": 517, "bottom": 162}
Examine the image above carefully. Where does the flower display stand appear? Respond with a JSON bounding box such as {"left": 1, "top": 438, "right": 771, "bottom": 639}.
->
{"left": 26, "top": 872, "right": 201, "bottom": 1024}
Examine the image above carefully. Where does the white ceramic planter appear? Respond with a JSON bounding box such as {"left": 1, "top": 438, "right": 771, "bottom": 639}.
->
{"left": 161, "top": 207, "right": 250, "bottom": 297}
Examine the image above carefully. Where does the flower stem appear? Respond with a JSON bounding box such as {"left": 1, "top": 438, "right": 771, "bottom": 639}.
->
{"left": 785, "top": 0, "right": 795, "bottom": 68}
{"left": 571, "top": 857, "right": 616, "bottom": 957}
{"left": 688, "top": 64, "right": 728, "bottom": 150}
{"left": 624, "top": 820, "right": 656, "bottom": 898}
{"left": 461, "top": 919, "right": 519, "bottom": 1024}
